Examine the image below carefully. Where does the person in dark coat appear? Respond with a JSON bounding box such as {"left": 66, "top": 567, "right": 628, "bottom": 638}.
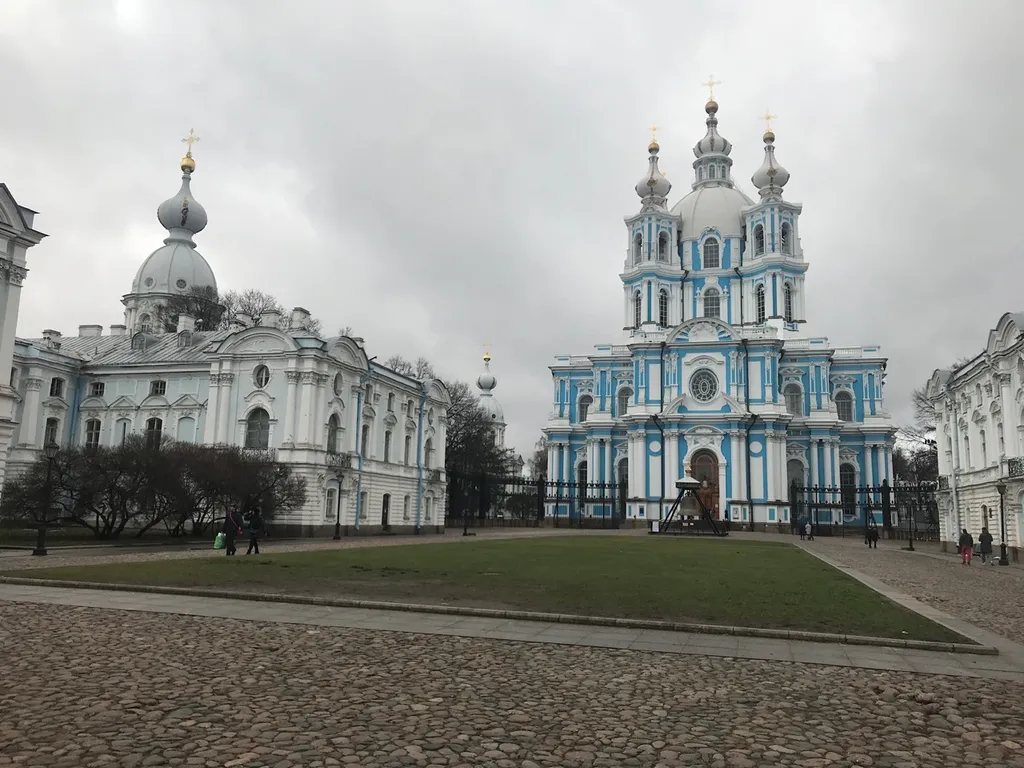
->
{"left": 245, "top": 506, "right": 265, "bottom": 555}
{"left": 978, "top": 527, "right": 994, "bottom": 564}
{"left": 867, "top": 527, "right": 880, "bottom": 548}
{"left": 958, "top": 529, "right": 974, "bottom": 565}
{"left": 222, "top": 510, "right": 242, "bottom": 556}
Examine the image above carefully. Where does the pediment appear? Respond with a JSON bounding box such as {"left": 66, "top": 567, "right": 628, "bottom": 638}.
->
{"left": 405, "top": 417, "right": 417, "bottom": 431}
{"left": 217, "top": 328, "right": 298, "bottom": 355}
{"left": 42, "top": 397, "right": 70, "bottom": 411}
{"left": 329, "top": 337, "right": 369, "bottom": 370}
{"left": 839, "top": 448, "right": 859, "bottom": 462}
{"left": 362, "top": 404, "right": 376, "bottom": 420}
{"left": 683, "top": 354, "right": 724, "bottom": 367}
{"left": 668, "top": 317, "right": 736, "bottom": 344}
{"left": 383, "top": 412, "right": 398, "bottom": 427}
{"left": 108, "top": 394, "right": 137, "bottom": 410}
{"left": 79, "top": 396, "right": 107, "bottom": 410}
{"left": 243, "top": 389, "right": 274, "bottom": 405}
{"left": 171, "top": 393, "right": 203, "bottom": 410}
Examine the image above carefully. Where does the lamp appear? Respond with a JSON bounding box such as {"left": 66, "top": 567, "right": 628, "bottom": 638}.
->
{"left": 32, "top": 443, "right": 60, "bottom": 557}
{"left": 996, "top": 480, "right": 1009, "bottom": 566}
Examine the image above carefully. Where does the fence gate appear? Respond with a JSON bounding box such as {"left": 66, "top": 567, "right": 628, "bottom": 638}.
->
{"left": 790, "top": 479, "right": 939, "bottom": 541}
{"left": 445, "top": 472, "right": 622, "bottom": 530}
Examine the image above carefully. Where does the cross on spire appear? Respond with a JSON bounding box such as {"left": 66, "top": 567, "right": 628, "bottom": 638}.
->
{"left": 763, "top": 110, "right": 777, "bottom": 132}
{"left": 649, "top": 123, "right": 658, "bottom": 142}
{"left": 181, "top": 128, "right": 200, "bottom": 157}
{"left": 702, "top": 75, "right": 721, "bottom": 101}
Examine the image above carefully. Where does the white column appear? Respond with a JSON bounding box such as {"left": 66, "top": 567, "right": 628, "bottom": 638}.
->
{"left": 19, "top": 377, "right": 42, "bottom": 446}
{"left": 204, "top": 373, "right": 220, "bottom": 444}
{"left": 313, "top": 373, "right": 328, "bottom": 448}
{"left": 628, "top": 434, "right": 641, "bottom": 498}
{"left": 282, "top": 371, "right": 299, "bottom": 446}
{"left": 809, "top": 441, "right": 819, "bottom": 488}
{"left": 297, "top": 371, "right": 316, "bottom": 446}
{"left": 865, "top": 443, "right": 875, "bottom": 488}
{"left": 731, "top": 432, "right": 743, "bottom": 507}
{"left": 217, "top": 373, "right": 234, "bottom": 445}
{"left": 999, "top": 373, "right": 1019, "bottom": 455}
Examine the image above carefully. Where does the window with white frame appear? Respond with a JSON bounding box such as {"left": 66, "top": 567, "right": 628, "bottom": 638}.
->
{"left": 149, "top": 380, "right": 167, "bottom": 397}
{"left": 617, "top": 387, "right": 632, "bottom": 417}
{"left": 145, "top": 417, "right": 163, "bottom": 449}
{"left": 245, "top": 409, "right": 270, "bottom": 450}
{"left": 834, "top": 391, "right": 853, "bottom": 422}
{"left": 998, "top": 422, "right": 1005, "bottom": 455}
{"left": 784, "top": 384, "right": 803, "bottom": 416}
{"left": 85, "top": 419, "right": 101, "bottom": 450}
{"left": 49, "top": 377, "right": 64, "bottom": 398}
{"left": 980, "top": 429, "right": 988, "bottom": 467}
{"left": 404, "top": 434, "right": 412, "bottom": 464}
{"left": 383, "top": 430, "right": 392, "bottom": 462}
{"left": 88, "top": 381, "right": 105, "bottom": 398}
{"left": 360, "top": 423, "right": 370, "bottom": 456}
{"left": 386, "top": 393, "right": 395, "bottom": 412}
{"left": 633, "top": 290, "right": 642, "bottom": 328}
{"left": 658, "top": 232, "right": 669, "bottom": 261}
{"left": 578, "top": 395, "right": 593, "bottom": 423}
{"left": 783, "top": 284, "right": 794, "bottom": 322}
{"left": 658, "top": 289, "right": 669, "bottom": 327}
{"left": 755, "top": 284, "right": 766, "bottom": 323}
{"left": 424, "top": 438, "right": 434, "bottom": 469}
{"left": 702, "top": 239, "right": 720, "bottom": 269}
{"left": 325, "top": 487, "right": 337, "bottom": 521}
{"left": 753, "top": 224, "right": 765, "bottom": 255}
{"left": 327, "top": 414, "right": 341, "bottom": 454}
{"left": 780, "top": 222, "right": 792, "bottom": 254}
{"left": 44, "top": 417, "right": 60, "bottom": 446}
{"left": 632, "top": 233, "right": 643, "bottom": 263}
{"left": 703, "top": 288, "right": 721, "bottom": 319}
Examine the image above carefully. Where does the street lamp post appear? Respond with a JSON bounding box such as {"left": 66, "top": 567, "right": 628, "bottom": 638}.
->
{"left": 32, "top": 442, "right": 60, "bottom": 557}
{"left": 996, "top": 480, "right": 1009, "bottom": 566}
{"left": 333, "top": 475, "right": 343, "bottom": 540}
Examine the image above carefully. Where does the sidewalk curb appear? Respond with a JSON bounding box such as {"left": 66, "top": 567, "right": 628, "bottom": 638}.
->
{"left": 0, "top": 576, "right": 996, "bottom": 656}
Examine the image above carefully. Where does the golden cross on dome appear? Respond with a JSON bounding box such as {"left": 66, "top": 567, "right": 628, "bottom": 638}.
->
{"left": 649, "top": 123, "right": 658, "bottom": 142}
{"left": 483, "top": 341, "right": 492, "bottom": 361}
{"left": 181, "top": 128, "right": 200, "bottom": 156}
{"left": 763, "top": 110, "right": 777, "bottom": 132}
{"left": 702, "top": 75, "right": 721, "bottom": 101}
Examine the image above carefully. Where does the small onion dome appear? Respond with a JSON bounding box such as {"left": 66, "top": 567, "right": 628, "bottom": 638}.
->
{"left": 751, "top": 128, "right": 790, "bottom": 195}
{"left": 635, "top": 142, "right": 671, "bottom": 200}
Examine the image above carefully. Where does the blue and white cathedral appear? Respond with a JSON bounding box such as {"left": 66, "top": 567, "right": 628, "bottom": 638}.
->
{"left": 543, "top": 94, "right": 896, "bottom": 529}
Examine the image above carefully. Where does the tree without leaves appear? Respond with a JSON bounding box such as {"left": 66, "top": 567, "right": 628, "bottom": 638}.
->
{"left": 909, "top": 355, "right": 974, "bottom": 430}
{"left": 162, "top": 285, "right": 225, "bottom": 332}
{"left": 219, "top": 288, "right": 323, "bottom": 335}
{"left": 384, "top": 354, "right": 436, "bottom": 380}
{"left": 892, "top": 444, "right": 939, "bottom": 484}
{"left": 527, "top": 438, "right": 548, "bottom": 477}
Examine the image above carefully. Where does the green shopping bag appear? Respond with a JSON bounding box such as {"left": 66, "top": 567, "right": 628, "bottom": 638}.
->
{"left": 214, "top": 532, "right": 226, "bottom": 550}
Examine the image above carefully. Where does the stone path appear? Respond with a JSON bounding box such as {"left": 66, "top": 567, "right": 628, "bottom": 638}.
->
{"left": 799, "top": 536, "right": 1024, "bottom": 643}
{"left": 2, "top": 594, "right": 1024, "bottom": 768}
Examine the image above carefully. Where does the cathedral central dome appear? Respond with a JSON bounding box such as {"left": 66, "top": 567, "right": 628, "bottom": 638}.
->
{"left": 671, "top": 184, "right": 754, "bottom": 240}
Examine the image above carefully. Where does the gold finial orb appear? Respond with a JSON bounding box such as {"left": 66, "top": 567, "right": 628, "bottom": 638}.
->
{"left": 705, "top": 99, "right": 719, "bottom": 114}
{"left": 180, "top": 154, "right": 196, "bottom": 172}
{"left": 648, "top": 138, "right": 660, "bottom": 153}
{"left": 762, "top": 129, "right": 775, "bottom": 143}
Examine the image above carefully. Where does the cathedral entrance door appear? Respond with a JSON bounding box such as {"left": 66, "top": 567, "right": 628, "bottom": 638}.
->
{"left": 690, "top": 450, "right": 720, "bottom": 518}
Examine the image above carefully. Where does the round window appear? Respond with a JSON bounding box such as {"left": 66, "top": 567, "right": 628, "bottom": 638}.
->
{"left": 144, "top": 277, "right": 154, "bottom": 287}
{"left": 689, "top": 369, "right": 719, "bottom": 403}
{"left": 333, "top": 372, "right": 343, "bottom": 395}
{"left": 176, "top": 279, "right": 187, "bottom": 290}
{"left": 254, "top": 365, "right": 271, "bottom": 389}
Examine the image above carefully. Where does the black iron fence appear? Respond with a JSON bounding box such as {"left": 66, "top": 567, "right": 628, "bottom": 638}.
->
{"left": 445, "top": 472, "right": 624, "bottom": 530}
{"left": 790, "top": 479, "right": 940, "bottom": 542}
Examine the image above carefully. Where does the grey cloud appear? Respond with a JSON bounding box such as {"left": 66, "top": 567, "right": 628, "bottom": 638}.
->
{"left": 1, "top": 0, "right": 1022, "bottom": 456}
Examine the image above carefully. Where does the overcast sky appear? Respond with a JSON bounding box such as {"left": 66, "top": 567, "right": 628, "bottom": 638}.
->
{"left": 2, "top": 0, "right": 1023, "bottom": 456}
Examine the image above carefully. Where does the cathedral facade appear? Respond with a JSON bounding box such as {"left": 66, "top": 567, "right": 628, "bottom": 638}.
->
{"left": 0, "top": 149, "right": 450, "bottom": 535}
{"left": 543, "top": 96, "right": 896, "bottom": 529}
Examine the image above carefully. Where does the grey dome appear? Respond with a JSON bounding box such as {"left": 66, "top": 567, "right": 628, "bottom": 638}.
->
{"left": 479, "top": 394, "right": 504, "bottom": 423}
{"left": 157, "top": 172, "right": 208, "bottom": 237}
{"left": 671, "top": 183, "right": 754, "bottom": 240}
{"left": 132, "top": 241, "right": 217, "bottom": 295}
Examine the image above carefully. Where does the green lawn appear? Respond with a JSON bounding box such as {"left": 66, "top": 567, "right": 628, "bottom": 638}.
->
{"left": 10, "top": 537, "right": 965, "bottom": 642}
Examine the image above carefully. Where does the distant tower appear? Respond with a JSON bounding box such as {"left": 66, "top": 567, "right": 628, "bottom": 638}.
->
{"left": 476, "top": 348, "right": 506, "bottom": 448}
{"left": 122, "top": 129, "right": 219, "bottom": 334}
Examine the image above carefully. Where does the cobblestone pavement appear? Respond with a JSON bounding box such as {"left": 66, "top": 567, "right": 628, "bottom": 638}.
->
{"left": 0, "top": 528, "right": 597, "bottom": 573}
{"left": 799, "top": 537, "right": 1024, "bottom": 644}
{"left": 2, "top": 601, "right": 1023, "bottom": 768}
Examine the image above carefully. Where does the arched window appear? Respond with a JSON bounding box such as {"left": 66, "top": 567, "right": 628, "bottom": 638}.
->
{"left": 85, "top": 419, "right": 102, "bottom": 450}
{"left": 617, "top": 387, "right": 632, "bottom": 417}
{"left": 407, "top": 398, "right": 415, "bottom": 416}
{"left": 145, "top": 417, "right": 163, "bottom": 449}
{"left": 632, "top": 233, "right": 643, "bottom": 263}
{"left": 327, "top": 414, "right": 341, "bottom": 454}
{"left": 658, "top": 289, "right": 669, "bottom": 327}
{"left": 383, "top": 430, "right": 392, "bottom": 462}
{"left": 44, "top": 417, "right": 60, "bottom": 446}
{"left": 578, "top": 395, "right": 593, "bottom": 423}
{"left": 998, "top": 422, "right": 1005, "bottom": 455}
{"left": 963, "top": 432, "right": 972, "bottom": 468}
{"left": 835, "top": 391, "right": 853, "bottom": 422}
{"left": 325, "top": 487, "right": 337, "bottom": 522}
{"left": 784, "top": 384, "right": 803, "bottom": 416}
{"left": 708, "top": 165, "right": 717, "bottom": 179}
{"left": 839, "top": 464, "right": 856, "bottom": 519}
{"left": 783, "top": 284, "right": 794, "bottom": 322}
{"left": 702, "top": 238, "right": 720, "bottom": 269}
{"left": 424, "top": 438, "right": 434, "bottom": 469}
{"left": 755, "top": 284, "right": 766, "bottom": 323}
{"left": 403, "top": 494, "right": 411, "bottom": 521}
{"left": 780, "top": 222, "right": 792, "bottom": 254}
{"left": 139, "top": 314, "right": 151, "bottom": 334}
{"left": 404, "top": 434, "right": 412, "bottom": 464}
{"left": 633, "top": 290, "right": 642, "bottom": 328}
{"left": 703, "top": 288, "right": 721, "bottom": 319}
{"left": 754, "top": 224, "right": 765, "bottom": 255}
{"left": 658, "top": 232, "right": 669, "bottom": 261}
{"left": 360, "top": 423, "right": 370, "bottom": 456}
{"left": 244, "top": 408, "right": 270, "bottom": 450}
{"left": 980, "top": 429, "right": 988, "bottom": 467}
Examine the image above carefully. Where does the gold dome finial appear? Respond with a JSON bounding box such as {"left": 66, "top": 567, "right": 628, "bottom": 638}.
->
{"left": 648, "top": 123, "right": 660, "bottom": 153}
{"left": 180, "top": 128, "right": 200, "bottom": 172}
{"left": 762, "top": 109, "right": 777, "bottom": 143}
{"left": 702, "top": 74, "right": 721, "bottom": 111}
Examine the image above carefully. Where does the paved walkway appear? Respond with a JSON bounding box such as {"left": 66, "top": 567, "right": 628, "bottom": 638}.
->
{"left": 1, "top": 582, "right": 1022, "bottom": 682}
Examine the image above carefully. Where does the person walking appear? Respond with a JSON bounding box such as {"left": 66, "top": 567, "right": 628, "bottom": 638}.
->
{"left": 958, "top": 528, "right": 974, "bottom": 565}
{"left": 867, "top": 526, "right": 880, "bottom": 549}
{"left": 805, "top": 521, "right": 814, "bottom": 541}
{"left": 979, "top": 527, "right": 994, "bottom": 565}
{"left": 222, "top": 509, "right": 242, "bottom": 556}
{"left": 245, "top": 506, "right": 265, "bottom": 556}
